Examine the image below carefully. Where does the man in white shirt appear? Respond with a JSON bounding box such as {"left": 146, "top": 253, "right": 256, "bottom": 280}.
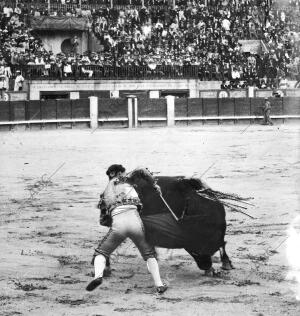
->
{"left": 142, "top": 22, "right": 152, "bottom": 38}
{"left": 231, "top": 68, "right": 241, "bottom": 80}
{"left": 14, "top": 71, "right": 24, "bottom": 91}
{"left": 178, "top": 8, "right": 186, "bottom": 21}
{"left": 3, "top": 5, "right": 13, "bottom": 19}
{"left": 221, "top": 18, "right": 231, "bottom": 31}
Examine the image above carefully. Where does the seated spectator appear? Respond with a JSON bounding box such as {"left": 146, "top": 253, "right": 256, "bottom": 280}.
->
{"left": 44, "top": 59, "right": 51, "bottom": 77}
{"left": 63, "top": 61, "right": 73, "bottom": 77}
{"left": 259, "top": 79, "right": 268, "bottom": 89}
{"left": 0, "top": 74, "right": 8, "bottom": 92}
{"left": 279, "top": 76, "right": 289, "bottom": 89}
{"left": 81, "top": 64, "right": 94, "bottom": 78}
{"left": 237, "top": 80, "right": 247, "bottom": 89}
{"left": 231, "top": 67, "right": 241, "bottom": 81}
{"left": 224, "top": 80, "right": 231, "bottom": 89}
{"left": 220, "top": 80, "right": 227, "bottom": 89}
{"left": 0, "top": 0, "right": 298, "bottom": 87}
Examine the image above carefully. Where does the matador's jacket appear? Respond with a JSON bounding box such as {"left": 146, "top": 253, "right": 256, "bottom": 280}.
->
{"left": 98, "top": 168, "right": 157, "bottom": 226}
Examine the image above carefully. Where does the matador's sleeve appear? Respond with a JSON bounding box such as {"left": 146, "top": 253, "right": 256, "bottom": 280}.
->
{"left": 97, "top": 192, "right": 106, "bottom": 211}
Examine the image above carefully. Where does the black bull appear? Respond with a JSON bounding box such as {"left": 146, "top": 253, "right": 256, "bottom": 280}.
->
{"left": 107, "top": 176, "right": 232, "bottom": 272}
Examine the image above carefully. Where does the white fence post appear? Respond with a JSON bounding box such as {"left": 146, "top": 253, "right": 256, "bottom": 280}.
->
{"left": 89, "top": 96, "right": 98, "bottom": 129}
{"left": 128, "top": 97, "right": 133, "bottom": 128}
{"left": 128, "top": 96, "right": 138, "bottom": 128}
{"left": 166, "top": 95, "right": 175, "bottom": 127}
{"left": 248, "top": 86, "right": 255, "bottom": 98}
{"left": 133, "top": 97, "right": 138, "bottom": 128}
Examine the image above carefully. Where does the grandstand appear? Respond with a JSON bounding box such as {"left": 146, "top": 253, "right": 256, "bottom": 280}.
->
{"left": 0, "top": 0, "right": 299, "bottom": 127}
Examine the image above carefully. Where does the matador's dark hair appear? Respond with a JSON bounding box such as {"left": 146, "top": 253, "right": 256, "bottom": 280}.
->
{"left": 106, "top": 164, "right": 126, "bottom": 176}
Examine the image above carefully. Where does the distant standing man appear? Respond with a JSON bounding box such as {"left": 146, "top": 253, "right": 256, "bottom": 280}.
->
{"left": 71, "top": 36, "right": 79, "bottom": 54}
{"left": 263, "top": 97, "right": 273, "bottom": 125}
{"left": 14, "top": 71, "right": 24, "bottom": 91}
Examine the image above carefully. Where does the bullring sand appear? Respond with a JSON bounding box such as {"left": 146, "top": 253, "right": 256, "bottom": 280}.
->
{"left": 0, "top": 125, "right": 300, "bottom": 316}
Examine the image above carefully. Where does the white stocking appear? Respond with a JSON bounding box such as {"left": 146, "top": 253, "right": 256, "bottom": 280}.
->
{"left": 147, "top": 257, "right": 164, "bottom": 287}
{"left": 94, "top": 255, "right": 106, "bottom": 279}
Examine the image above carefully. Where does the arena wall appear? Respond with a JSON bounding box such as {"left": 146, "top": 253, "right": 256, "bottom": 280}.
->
{"left": 0, "top": 99, "right": 90, "bottom": 130}
{"left": 27, "top": 80, "right": 300, "bottom": 101}
{"left": 27, "top": 79, "right": 221, "bottom": 100}
{"left": 1, "top": 97, "right": 299, "bottom": 131}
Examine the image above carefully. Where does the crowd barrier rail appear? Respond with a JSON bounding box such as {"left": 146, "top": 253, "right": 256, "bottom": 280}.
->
{"left": 1, "top": 0, "right": 173, "bottom": 12}
{"left": 3, "top": 0, "right": 297, "bottom": 11}
{"left": 0, "top": 96, "right": 299, "bottom": 130}
{"left": 15, "top": 64, "right": 300, "bottom": 82}
{"left": 17, "top": 65, "right": 202, "bottom": 80}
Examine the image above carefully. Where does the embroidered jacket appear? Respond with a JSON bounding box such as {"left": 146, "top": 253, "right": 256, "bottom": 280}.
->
{"left": 100, "top": 177, "right": 141, "bottom": 215}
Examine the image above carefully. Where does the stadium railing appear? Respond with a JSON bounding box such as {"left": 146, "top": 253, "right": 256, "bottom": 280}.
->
{"left": 17, "top": 64, "right": 202, "bottom": 80}
{"left": 3, "top": 0, "right": 297, "bottom": 11}
{"left": 2, "top": 0, "right": 169, "bottom": 12}
{"left": 14, "top": 64, "right": 299, "bottom": 82}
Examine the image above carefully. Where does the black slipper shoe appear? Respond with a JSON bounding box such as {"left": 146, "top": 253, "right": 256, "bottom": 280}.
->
{"left": 156, "top": 284, "right": 168, "bottom": 294}
{"left": 86, "top": 277, "right": 103, "bottom": 292}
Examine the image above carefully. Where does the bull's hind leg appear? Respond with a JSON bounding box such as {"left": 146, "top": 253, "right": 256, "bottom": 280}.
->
{"left": 219, "top": 243, "right": 234, "bottom": 270}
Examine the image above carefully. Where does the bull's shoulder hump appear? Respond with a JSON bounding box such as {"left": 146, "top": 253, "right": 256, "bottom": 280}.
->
{"left": 156, "top": 176, "right": 186, "bottom": 181}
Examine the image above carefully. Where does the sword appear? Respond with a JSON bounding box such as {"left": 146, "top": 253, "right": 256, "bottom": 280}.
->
{"left": 158, "top": 193, "right": 179, "bottom": 222}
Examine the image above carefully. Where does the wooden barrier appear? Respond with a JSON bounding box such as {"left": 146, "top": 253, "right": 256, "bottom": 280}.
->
{"left": 98, "top": 98, "right": 128, "bottom": 128}
{"left": 188, "top": 99, "right": 203, "bottom": 117}
{"left": 0, "top": 97, "right": 300, "bottom": 130}
{"left": 138, "top": 98, "right": 167, "bottom": 127}
{"left": 0, "top": 101, "right": 10, "bottom": 122}
{"left": 218, "top": 98, "right": 235, "bottom": 116}
{"left": 175, "top": 98, "right": 188, "bottom": 118}
{"left": 174, "top": 97, "right": 300, "bottom": 125}
{"left": 0, "top": 99, "right": 90, "bottom": 130}
{"left": 203, "top": 99, "right": 218, "bottom": 117}
{"left": 283, "top": 97, "right": 300, "bottom": 115}
{"left": 234, "top": 98, "right": 251, "bottom": 116}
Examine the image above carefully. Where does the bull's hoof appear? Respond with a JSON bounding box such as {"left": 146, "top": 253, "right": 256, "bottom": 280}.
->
{"left": 204, "top": 267, "right": 215, "bottom": 277}
{"left": 221, "top": 261, "right": 234, "bottom": 270}
{"left": 204, "top": 267, "right": 213, "bottom": 276}
{"left": 205, "top": 267, "right": 223, "bottom": 277}
{"left": 103, "top": 267, "right": 112, "bottom": 277}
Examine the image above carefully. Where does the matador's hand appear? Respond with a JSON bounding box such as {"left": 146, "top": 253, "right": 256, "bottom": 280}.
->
{"left": 154, "top": 184, "right": 162, "bottom": 195}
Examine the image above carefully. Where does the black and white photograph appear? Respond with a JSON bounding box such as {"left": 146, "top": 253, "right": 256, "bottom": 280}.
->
{"left": 0, "top": 0, "right": 300, "bottom": 315}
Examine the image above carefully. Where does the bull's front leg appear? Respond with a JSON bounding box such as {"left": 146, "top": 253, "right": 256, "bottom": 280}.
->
{"left": 186, "top": 250, "right": 224, "bottom": 277}
{"left": 204, "top": 266, "right": 222, "bottom": 277}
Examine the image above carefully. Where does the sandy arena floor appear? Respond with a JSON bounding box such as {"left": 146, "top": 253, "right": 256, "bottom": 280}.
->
{"left": 0, "top": 124, "right": 300, "bottom": 316}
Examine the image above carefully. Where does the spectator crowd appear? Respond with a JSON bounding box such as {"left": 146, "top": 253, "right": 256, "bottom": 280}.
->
{"left": 0, "top": 0, "right": 299, "bottom": 93}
